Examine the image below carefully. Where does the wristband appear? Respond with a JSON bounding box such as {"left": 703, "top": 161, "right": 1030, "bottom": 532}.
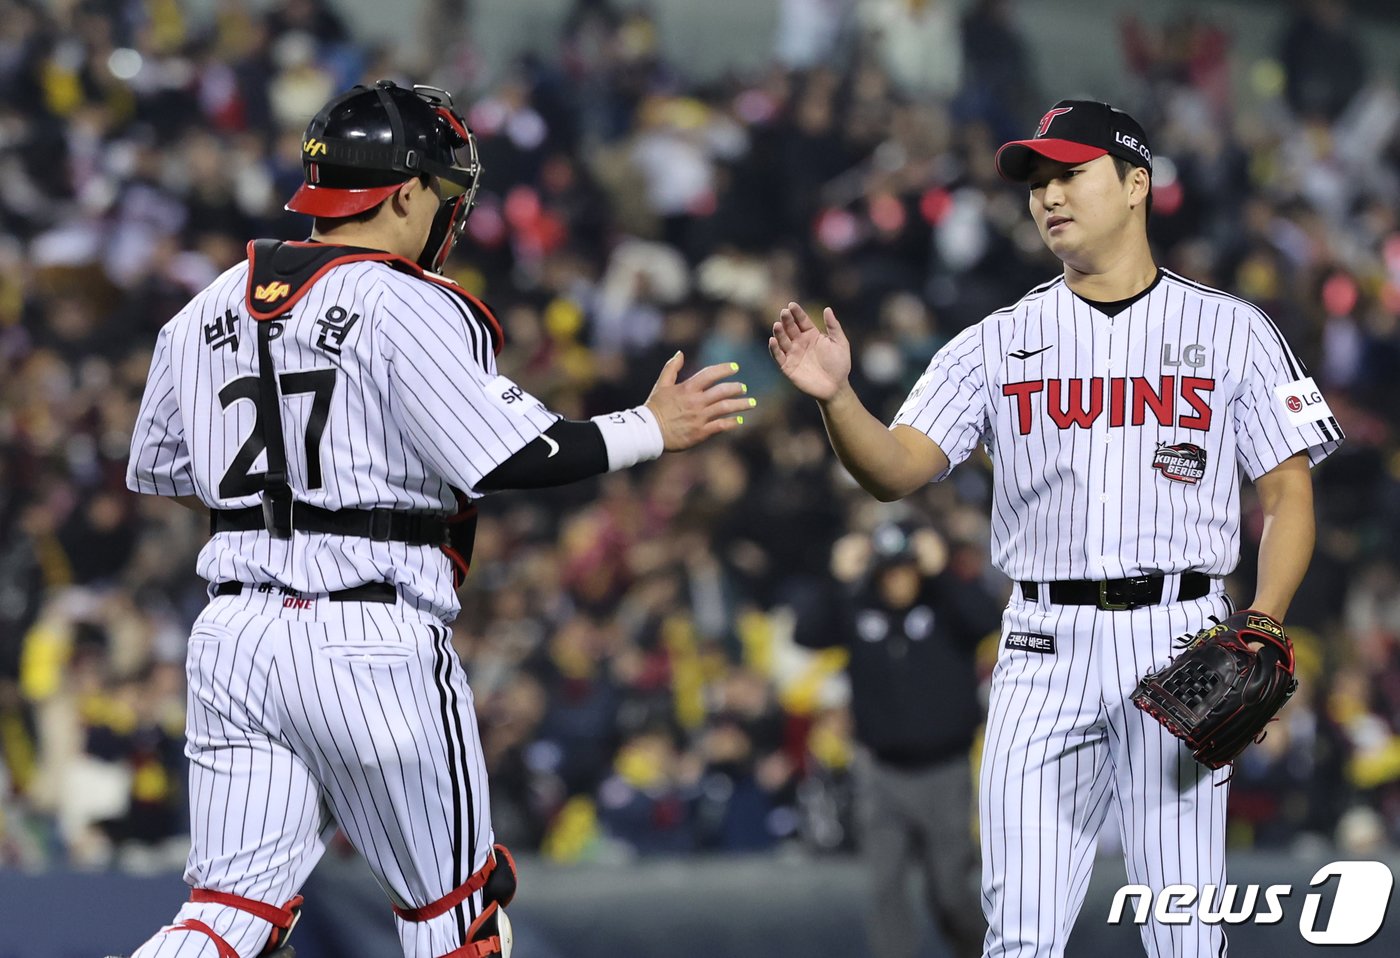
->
{"left": 590, "top": 406, "right": 665, "bottom": 471}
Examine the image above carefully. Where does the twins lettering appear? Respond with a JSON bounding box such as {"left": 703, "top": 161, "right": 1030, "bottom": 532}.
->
{"left": 1003, "top": 376, "right": 1215, "bottom": 434}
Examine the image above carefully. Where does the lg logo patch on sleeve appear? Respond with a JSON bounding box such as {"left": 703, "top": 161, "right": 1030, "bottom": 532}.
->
{"left": 1274, "top": 377, "right": 1334, "bottom": 427}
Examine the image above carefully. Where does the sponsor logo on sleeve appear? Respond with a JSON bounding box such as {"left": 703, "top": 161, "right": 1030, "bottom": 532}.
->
{"left": 488, "top": 375, "right": 545, "bottom": 416}
{"left": 1273, "top": 377, "right": 1334, "bottom": 427}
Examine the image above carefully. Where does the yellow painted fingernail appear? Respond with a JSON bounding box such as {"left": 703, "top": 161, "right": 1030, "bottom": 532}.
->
{"left": 748, "top": 398, "right": 757, "bottom": 407}
{"left": 740, "top": 384, "right": 748, "bottom": 394}
{"left": 730, "top": 362, "right": 740, "bottom": 372}
{"left": 737, "top": 416, "right": 745, "bottom": 425}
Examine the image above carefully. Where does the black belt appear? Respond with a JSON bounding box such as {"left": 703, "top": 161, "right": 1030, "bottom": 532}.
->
{"left": 214, "top": 581, "right": 397, "bottom": 603}
{"left": 210, "top": 503, "right": 446, "bottom": 546}
{"left": 1019, "top": 572, "right": 1212, "bottom": 611}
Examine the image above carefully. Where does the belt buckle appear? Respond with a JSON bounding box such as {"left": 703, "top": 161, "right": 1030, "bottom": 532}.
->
{"left": 262, "top": 495, "right": 293, "bottom": 539}
{"left": 368, "top": 509, "right": 393, "bottom": 542}
{"left": 1098, "top": 579, "right": 1132, "bottom": 612}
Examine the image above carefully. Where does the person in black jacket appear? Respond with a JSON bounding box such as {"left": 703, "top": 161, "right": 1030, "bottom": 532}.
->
{"left": 795, "top": 521, "right": 1003, "bottom": 958}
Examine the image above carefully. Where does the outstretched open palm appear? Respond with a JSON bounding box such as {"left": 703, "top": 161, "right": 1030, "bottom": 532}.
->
{"left": 769, "top": 302, "right": 852, "bottom": 401}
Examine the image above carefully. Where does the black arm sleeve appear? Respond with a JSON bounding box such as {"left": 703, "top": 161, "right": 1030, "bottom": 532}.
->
{"left": 476, "top": 419, "right": 610, "bottom": 491}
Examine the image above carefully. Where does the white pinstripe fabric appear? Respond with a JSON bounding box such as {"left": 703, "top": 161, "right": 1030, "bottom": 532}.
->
{"left": 979, "top": 591, "right": 1233, "bottom": 958}
{"left": 893, "top": 271, "right": 1342, "bottom": 582}
{"left": 891, "top": 271, "right": 1342, "bottom": 957}
{"left": 126, "top": 259, "right": 559, "bottom": 621}
{"left": 128, "top": 593, "right": 490, "bottom": 958}
{"left": 123, "top": 255, "right": 543, "bottom": 957}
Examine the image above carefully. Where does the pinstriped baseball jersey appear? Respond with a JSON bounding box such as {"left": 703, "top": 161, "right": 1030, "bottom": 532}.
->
{"left": 893, "top": 269, "right": 1342, "bottom": 581}
{"left": 126, "top": 258, "right": 559, "bottom": 621}
{"left": 892, "top": 267, "right": 1341, "bottom": 958}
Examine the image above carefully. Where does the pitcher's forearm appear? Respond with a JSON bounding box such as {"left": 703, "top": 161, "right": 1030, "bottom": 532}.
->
{"left": 818, "top": 385, "right": 939, "bottom": 501}
{"left": 1250, "top": 456, "right": 1314, "bottom": 621}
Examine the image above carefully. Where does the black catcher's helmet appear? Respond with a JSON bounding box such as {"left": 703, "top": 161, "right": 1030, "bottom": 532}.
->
{"left": 286, "top": 80, "right": 483, "bottom": 272}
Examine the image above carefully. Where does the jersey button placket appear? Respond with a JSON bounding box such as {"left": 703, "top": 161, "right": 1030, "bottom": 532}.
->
{"left": 1076, "top": 329, "right": 1107, "bottom": 575}
{"left": 1097, "top": 319, "right": 1131, "bottom": 557}
{"left": 1094, "top": 320, "right": 1126, "bottom": 561}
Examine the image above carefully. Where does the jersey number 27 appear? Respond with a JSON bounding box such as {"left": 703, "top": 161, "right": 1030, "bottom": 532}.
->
{"left": 218, "top": 369, "right": 336, "bottom": 499}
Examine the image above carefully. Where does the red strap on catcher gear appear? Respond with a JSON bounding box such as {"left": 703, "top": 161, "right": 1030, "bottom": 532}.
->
{"left": 190, "top": 889, "right": 303, "bottom": 932}
{"left": 439, "top": 900, "right": 508, "bottom": 958}
{"left": 180, "top": 889, "right": 304, "bottom": 954}
{"left": 393, "top": 854, "right": 496, "bottom": 923}
{"left": 161, "top": 919, "right": 241, "bottom": 958}
{"left": 439, "top": 939, "right": 502, "bottom": 958}
{"left": 442, "top": 491, "right": 478, "bottom": 587}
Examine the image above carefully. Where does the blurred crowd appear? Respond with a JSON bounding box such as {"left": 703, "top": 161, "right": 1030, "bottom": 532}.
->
{"left": 3, "top": 0, "right": 1400, "bottom": 873}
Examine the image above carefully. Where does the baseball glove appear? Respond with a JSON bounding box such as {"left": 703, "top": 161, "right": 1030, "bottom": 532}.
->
{"left": 1131, "top": 610, "right": 1298, "bottom": 769}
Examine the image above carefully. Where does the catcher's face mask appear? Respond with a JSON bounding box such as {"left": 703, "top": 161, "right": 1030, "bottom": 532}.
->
{"left": 412, "top": 85, "right": 482, "bottom": 274}
{"left": 286, "top": 80, "right": 483, "bottom": 273}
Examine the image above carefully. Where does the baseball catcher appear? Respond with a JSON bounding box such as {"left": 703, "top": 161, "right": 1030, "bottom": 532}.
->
{"left": 1132, "top": 610, "right": 1298, "bottom": 770}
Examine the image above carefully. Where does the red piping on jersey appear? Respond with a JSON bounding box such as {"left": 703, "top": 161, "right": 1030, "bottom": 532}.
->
{"left": 241, "top": 240, "right": 505, "bottom": 355}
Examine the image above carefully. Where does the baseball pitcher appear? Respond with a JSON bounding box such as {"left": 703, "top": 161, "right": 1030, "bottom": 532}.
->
{"left": 770, "top": 99, "right": 1341, "bottom": 957}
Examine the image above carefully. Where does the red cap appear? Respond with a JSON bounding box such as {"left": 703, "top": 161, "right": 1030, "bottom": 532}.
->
{"left": 285, "top": 181, "right": 408, "bottom": 218}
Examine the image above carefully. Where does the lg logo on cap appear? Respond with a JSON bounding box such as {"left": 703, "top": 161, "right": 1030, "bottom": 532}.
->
{"left": 1113, "top": 131, "right": 1152, "bottom": 164}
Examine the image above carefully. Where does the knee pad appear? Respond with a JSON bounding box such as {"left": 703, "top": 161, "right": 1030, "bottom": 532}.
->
{"left": 482, "top": 843, "right": 517, "bottom": 909}
{"left": 394, "top": 842, "right": 518, "bottom": 958}
{"left": 460, "top": 846, "right": 517, "bottom": 958}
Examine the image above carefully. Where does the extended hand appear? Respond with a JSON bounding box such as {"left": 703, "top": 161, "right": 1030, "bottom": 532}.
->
{"left": 644, "top": 352, "right": 750, "bottom": 451}
{"left": 769, "top": 303, "right": 852, "bottom": 402}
